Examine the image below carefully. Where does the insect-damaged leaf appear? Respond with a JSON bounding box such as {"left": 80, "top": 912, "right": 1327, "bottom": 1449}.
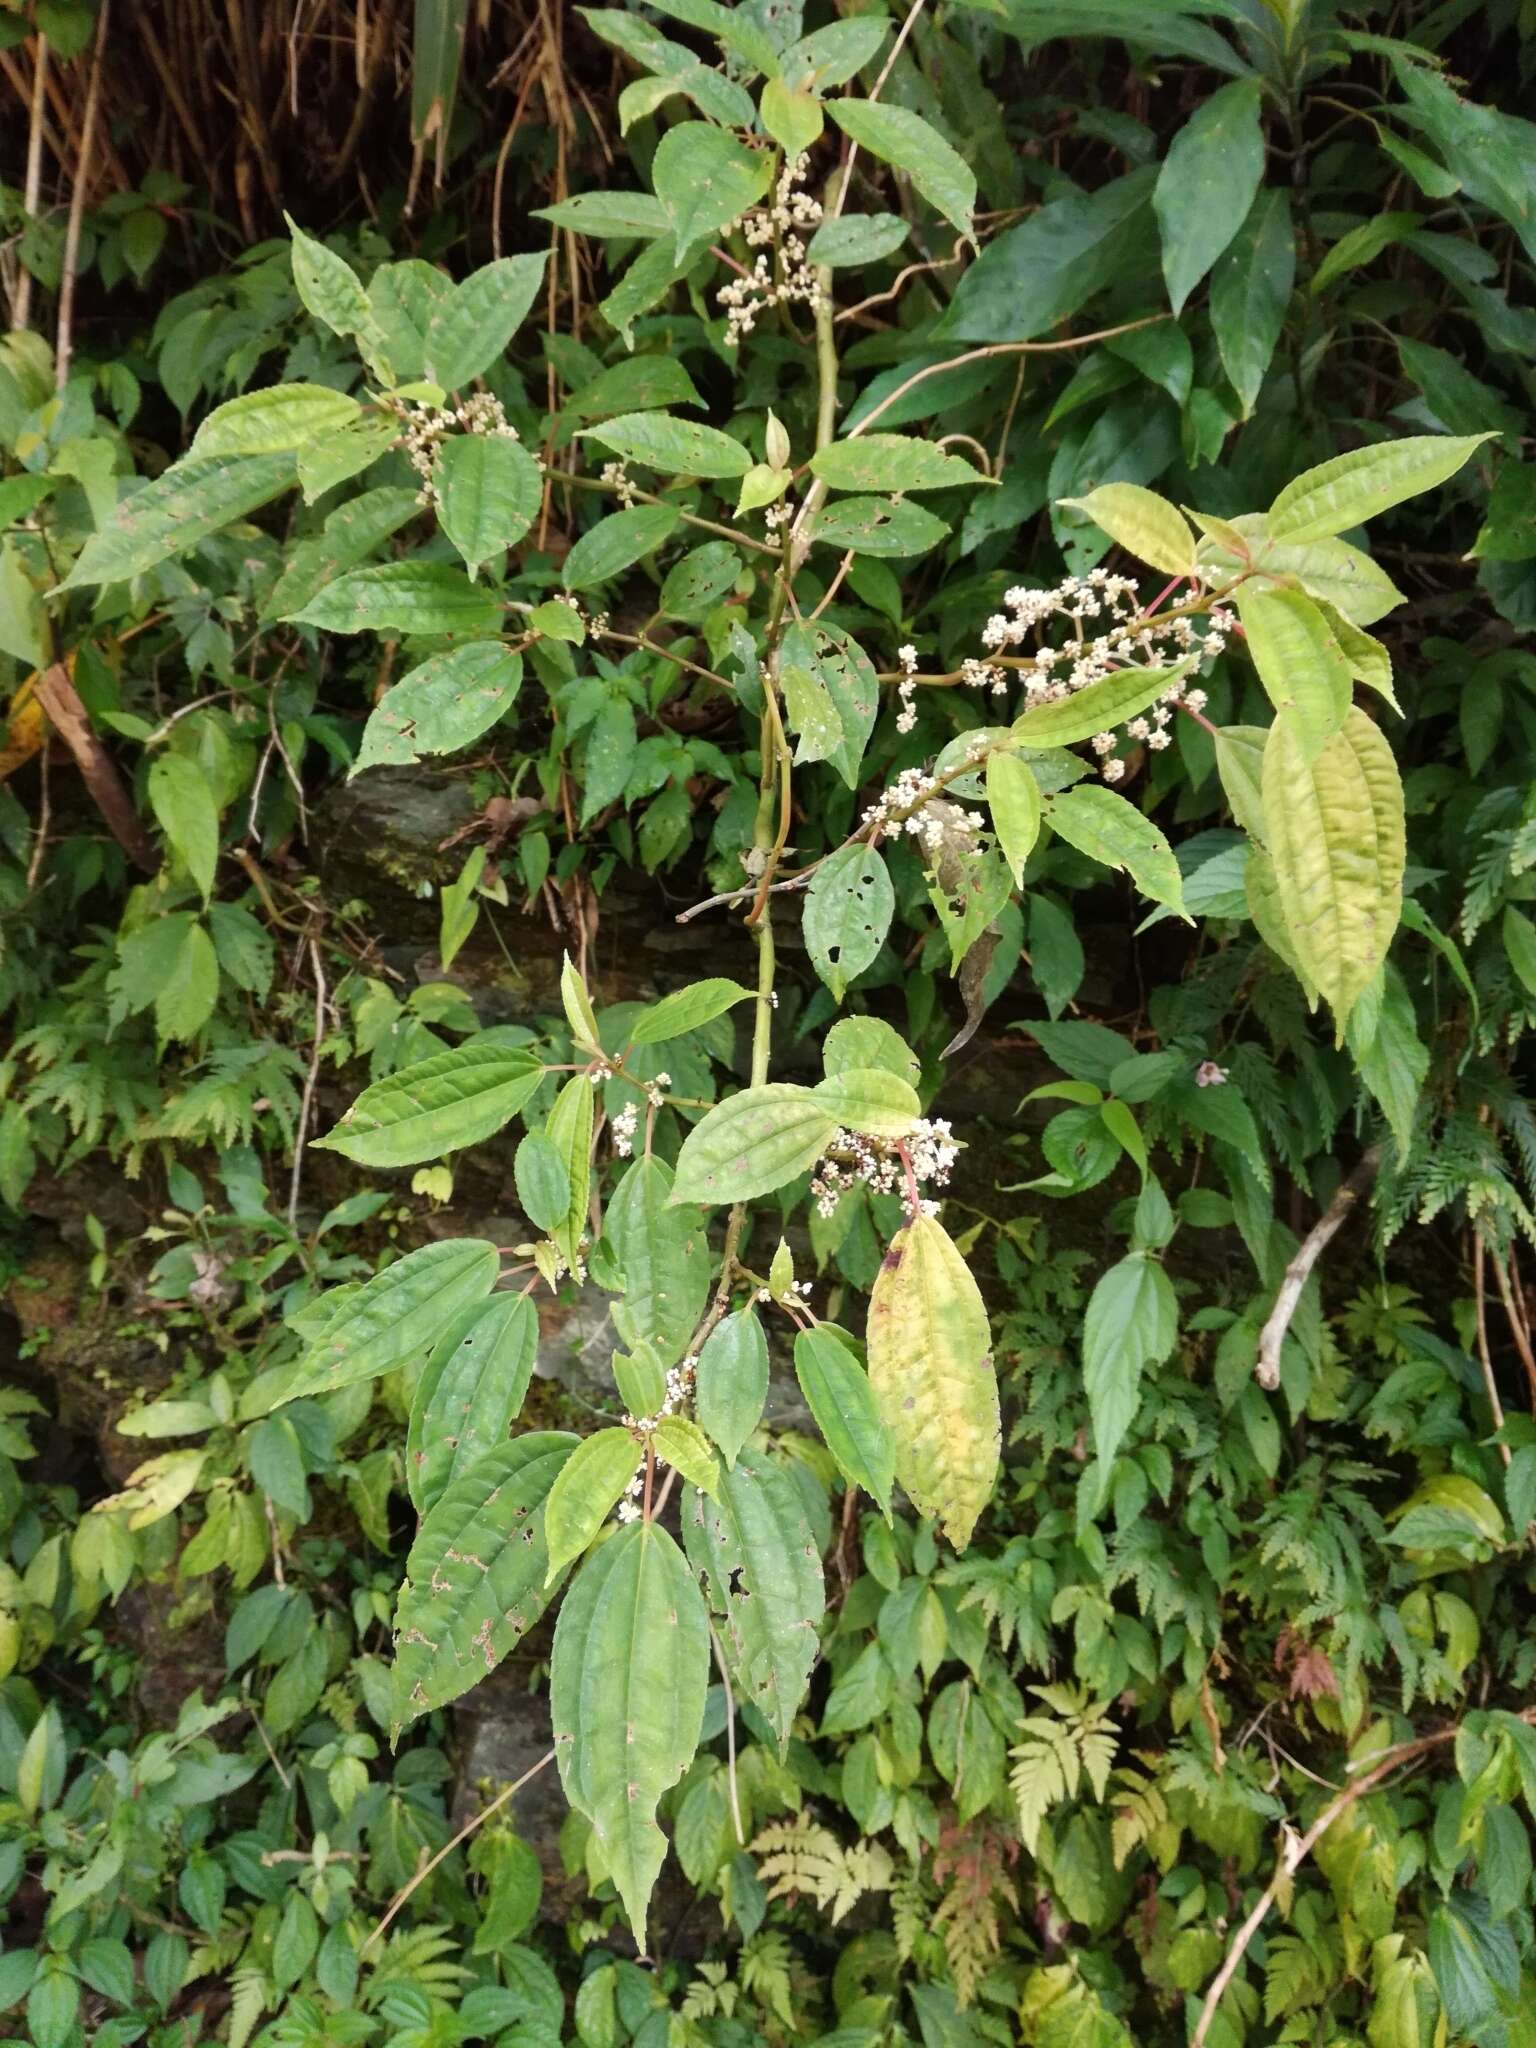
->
{"left": 683, "top": 1451, "right": 824, "bottom": 1753}
{"left": 391, "top": 1431, "right": 577, "bottom": 1735}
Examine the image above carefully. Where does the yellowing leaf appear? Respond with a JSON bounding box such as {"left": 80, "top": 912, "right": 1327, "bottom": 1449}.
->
{"left": 1267, "top": 432, "right": 1494, "bottom": 543}
{"left": 1235, "top": 582, "right": 1351, "bottom": 758}
{"left": 1056, "top": 484, "right": 1196, "bottom": 576}
{"left": 866, "top": 1213, "right": 998, "bottom": 1549}
{"left": 1261, "top": 707, "right": 1405, "bottom": 1039}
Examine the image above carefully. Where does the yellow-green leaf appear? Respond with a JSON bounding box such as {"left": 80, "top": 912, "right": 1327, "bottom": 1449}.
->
{"left": 544, "top": 1428, "right": 644, "bottom": 1582}
{"left": 1056, "top": 484, "right": 1196, "bottom": 576}
{"left": 866, "top": 1213, "right": 999, "bottom": 1549}
{"left": 1261, "top": 707, "right": 1405, "bottom": 1039}
{"left": 1235, "top": 582, "right": 1352, "bottom": 757}
{"left": 1267, "top": 432, "right": 1494, "bottom": 544}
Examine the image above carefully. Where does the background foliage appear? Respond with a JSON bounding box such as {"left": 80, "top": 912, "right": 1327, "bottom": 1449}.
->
{"left": 2, "top": 3, "right": 1536, "bottom": 2048}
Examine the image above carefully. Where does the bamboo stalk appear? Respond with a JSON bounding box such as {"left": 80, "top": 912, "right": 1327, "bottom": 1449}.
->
{"left": 55, "top": 0, "right": 111, "bottom": 392}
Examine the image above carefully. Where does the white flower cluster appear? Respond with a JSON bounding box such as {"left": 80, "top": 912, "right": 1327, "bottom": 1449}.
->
{"left": 971, "top": 570, "right": 1228, "bottom": 781}
{"left": 611, "top": 1102, "right": 638, "bottom": 1157}
{"left": 896, "top": 643, "right": 920, "bottom": 734}
{"left": 601, "top": 460, "right": 637, "bottom": 508}
{"left": 716, "top": 153, "right": 825, "bottom": 346}
{"left": 861, "top": 768, "right": 981, "bottom": 860}
{"left": 810, "top": 1117, "right": 958, "bottom": 1222}
{"left": 398, "top": 390, "right": 522, "bottom": 512}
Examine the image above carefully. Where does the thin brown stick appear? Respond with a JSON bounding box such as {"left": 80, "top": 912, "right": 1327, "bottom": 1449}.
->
{"left": 12, "top": 32, "right": 50, "bottom": 331}
{"left": 1472, "top": 1234, "right": 1513, "bottom": 1466}
{"left": 25, "top": 735, "right": 50, "bottom": 892}
{"left": 54, "top": 0, "right": 110, "bottom": 391}
{"left": 363, "top": 1750, "right": 557, "bottom": 1952}
{"left": 1191, "top": 1708, "right": 1536, "bottom": 2048}
{"left": 1256, "top": 1147, "right": 1381, "bottom": 1390}
{"left": 829, "top": 0, "right": 929, "bottom": 223}
{"left": 1490, "top": 1246, "right": 1536, "bottom": 1409}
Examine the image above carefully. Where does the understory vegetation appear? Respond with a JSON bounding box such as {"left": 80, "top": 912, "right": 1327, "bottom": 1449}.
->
{"left": 2, "top": 2, "right": 1536, "bottom": 2046}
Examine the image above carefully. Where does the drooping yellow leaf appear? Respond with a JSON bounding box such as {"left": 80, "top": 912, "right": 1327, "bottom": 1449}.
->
{"left": 866, "top": 1213, "right": 998, "bottom": 1549}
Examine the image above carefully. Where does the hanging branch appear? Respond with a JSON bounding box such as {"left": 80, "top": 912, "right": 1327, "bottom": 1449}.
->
{"left": 1256, "top": 1146, "right": 1381, "bottom": 1390}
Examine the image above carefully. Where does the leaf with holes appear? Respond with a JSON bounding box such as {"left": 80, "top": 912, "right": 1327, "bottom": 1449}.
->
{"left": 406, "top": 1293, "right": 540, "bottom": 1513}
{"left": 683, "top": 1451, "right": 824, "bottom": 1752}
{"left": 353, "top": 644, "right": 523, "bottom": 773}
{"left": 317, "top": 1041, "right": 543, "bottom": 1166}
{"left": 550, "top": 1522, "right": 709, "bottom": 1947}
{"left": 391, "top": 1431, "right": 577, "bottom": 1734}
{"left": 810, "top": 436, "right": 986, "bottom": 493}
{"left": 867, "top": 1214, "right": 998, "bottom": 1548}
{"left": 650, "top": 123, "right": 773, "bottom": 258}
{"left": 804, "top": 844, "right": 895, "bottom": 1002}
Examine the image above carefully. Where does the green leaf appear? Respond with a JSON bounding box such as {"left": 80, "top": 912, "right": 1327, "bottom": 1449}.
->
{"left": 297, "top": 416, "right": 398, "bottom": 503}
{"left": 607, "top": 1156, "right": 711, "bottom": 1369}
{"left": 1267, "top": 433, "right": 1495, "bottom": 544}
{"left": 1503, "top": 906, "right": 1536, "bottom": 998}
{"left": 806, "top": 213, "right": 909, "bottom": 267}
{"left": 354, "top": 643, "right": 523, "bottom": 772}
{"left": 823, "top": 1016, "right": 920, "bottom": 1085}
{"left": 288, "top": 219, "right": 391, "bottom": 369}
{"left": 580, "top": 411, "right": 752, "bottom": 480}
{"left": 262, "top": 485, "right": 421, "bottom": 623}
{"left": 650, "top": 122, "right": 773, "bottom": 258}
{"left": 987, "top": 749, "right": 1042, "bottom": 885}
{"left": 809, "top": 435, "right": 986, "bottom": 493}
{"left": 148, "top": 753, "right": 219, "bottom": 900}
{"left": 659, "top": 539, "right": 741, "bottom": 620}
{"left": 1311, "top": 208, "right": 1421, "bottom": 295}
{"left": 392, "top": 1431, "right": 578, "bottom": 1732}
{"left": 318, "top": 1042, "right": 543, "bottom": 1166}
{"left": 564, "top": 505, "right": 680, "bottom": 590}
{"left": 271, "top": 1240, "right": 499, "bottom": 1405}
{"left": 806, "top": 495, "right": 951, "bottom": 556}
{"left": 566, "top": 354, "right": 704, "bottom": 421}
{"left": 1056, "top": 483, "right": 1195, "bottom": 576}
{"left": 406, "top": 1293, "right": 540, "bottom": 1513}
{"left": 1010, "top": 660, "right": 1193, "bottom": 749}
{"left": 515, "top": 1131, "right": 571, "bottom": 1234}
{"left": 436, "top": 435, "right": 543, "bottom": 575}
{"left": 793, "top": 1325, "right": 894, "bottom": 1518}
{"left": 1234, "top": 583, "right": 1351, "bottom": 757}
{"left": 804, "top": 843, "right": 895, "bottom": 1002}
{"left": 1261, "top": 707, "right": 1405, "bottom": 1039}
{"left": 695, "top": 1308, "right": 769, "bottom": 1469}
{"left": 544, "top": 1428, "right": 645, "bottom": 1581}
{"left": 629, "top": 977, "right": 752, "bottom": 1045}
{"left": 781, "top": 655, "right": 841, "bottom": 765}
{"left": 1049, "top": 785, "right": 1187, "bottom": 918}
{"left": 672, "top": 1085, "right": 836, "bottom": 1205}
{"left": 533, "top": 190, "right": 668, "bottom": 238}
{"left": 761, "top": 77, "right": 823, "bottom": 156}
{"left": 62, "top": 452, "right": 296, "bottom": 588}
{"left": 811, "top": 1067, "right": 920, "bottom": 1138}
{"left": 867, "top": 1213, "right": 999, "bottom": 1549}
{"left": 683, "top": 1451, "right": 824, "bottom": 1751}
{"left": 550, "top": 1522, "right": 709, "bottom": 1948}
{"left": 653, "top": 1417, "right": 718, "bottom": 1497}
{"left": 1153, "top": 78, "right": 1265, "bottom": 315}
{"left": 943, "top": 167, "right": 1155, "bottom": 344}
{"left": 1214, "top": 724, "right": 1268, "bottom": 842}
{"left": 1347, "top": 964, "right": 1429, "bottom": 1166}
{"left": 828, "top": 100, "right": 976, "bottom": 243}
{"left": 778, "top": 622, "right": 880, "bottom": 789}
{"left": 1082, "top": 1251, "right": 1178, "bottom": 1470}
{"left": 286, "top": 560, "right": 504, "bottom": 635}
{"left": 192, "top": 382, "right": 361, "bottom": 458}
{"left": 424, "top": 253, "right": 548, "bottom": 388}
{"left": 1427, "top": 1894, "right": 1520, "bottom": 2044}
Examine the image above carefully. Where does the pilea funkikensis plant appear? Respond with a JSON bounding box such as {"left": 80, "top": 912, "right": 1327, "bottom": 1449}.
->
{"left": 47, "top": 0, "right": 1508, "bottom": 1978}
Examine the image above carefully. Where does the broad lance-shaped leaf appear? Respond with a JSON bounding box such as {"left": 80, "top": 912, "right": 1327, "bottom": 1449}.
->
{"left": 866, "top": 1214, "right": 999, "bottom": 1549}
{"left": 606, "top": 1157, "right": 711, "bottom": 1368}
{"left": 391, "top": 1431, "right": 577, "bottom": 1735}
{"left": 1048, "top": 785, "right": 1187, "bottom": 919}
{"left": 828, "top": 100, "right": 976, "bottom": 244}
{"left": 551, "top": 1522, "right": 709, "bottom": 1948}
{"left": 544, "top": 1429, "right": 644, "bottom": 1582}
{"left": 1261, "top": 707, "right": 1405, "bottom": 1040}
{"left": 629, "top": 978, "right": 752, "bottom": 1047}
{"left": 1056, "top": 485, "right": 1195, "bottom": 577}
{"left": 191, "top": 383, "right": 361, "bottom": 457}
{"left": 1011, "top": 658, "right": 1196, "bottom": 750}
{"left": 316, "top": 1042, "right": 543, "bottom": 1167}
{"left": 436, "top": 434, "right": 543, "bottom": 576}
{"left": 286, "top": 560, "right": 504, "bottom": 636}
{"left": 671, "top": 1085, "right": 837, "bottom": 1206}
{"left": 683, "top": 1452, "right": 825, "bottom": 1754}
{"left": 405, "top": 1293, "right": 539, "bottom": 1514}
{"left": 695, "top": 1308, "right": 769, "bottom": 1469}
{"left": 62, "top": 452, "right": 296, "bottom": 588}
{"left": 268, "top": 1240, "right": 499, "bottom": 1407}
{"left": 1267, "top": 432, "right": 1493, "bottom": 544}
{"left": 354, "top": 644, "right": 524, "bottom": 774}
{"left": 1234, "top": 583, "right": 1350, "bottom": 758}
{"left": 424, "top": 252, "right": 548, "bottom": 390}
{"left": 544, "top": 1075, "right": 594, "bottom": 1275}
{"left": 812, "top": 1068, "right": 919, "bottom": 1139}
{"left": 1082, "top": 1252, "right": 1178, "bottom": 1472}
{"left": 809, "top": 435, "right": 986, "bottom": 493}
{"left": 793, "top": 1326, "right": 894, "bottom": 1518}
